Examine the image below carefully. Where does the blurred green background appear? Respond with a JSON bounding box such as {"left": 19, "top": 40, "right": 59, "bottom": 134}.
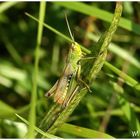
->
{"left": 0, "top": 2, "right": 140, "bottom": 138}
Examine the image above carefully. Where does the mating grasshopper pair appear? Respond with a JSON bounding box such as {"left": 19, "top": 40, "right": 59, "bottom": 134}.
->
{"left": 45, "top": 15, "right": 91, "bottom": 108}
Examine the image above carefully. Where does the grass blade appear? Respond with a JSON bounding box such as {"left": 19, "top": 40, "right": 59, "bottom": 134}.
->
{"left": 55, "top": 2, "right": 140, "bottom": 35}
{"left": 87, "top": 2, "right": 122, "bottom": 82}
{"left": 15, "top": 114, "right": 61, "bottom": 138}
{"left": 0, "top": 1, "right": 18, "bottom": 13}
{"left": 0, "top": 100, "right": 16, "bottom": 118}
{"left": 104, "top": 62, "right": 139, "bottom": 90}
{"left": 59, "top": 123, "right": 114, "bottom": 138}
{"left": 27, "top": 1, "right": 46, "bottom": 138}
{"left": 112, "top": 83, "right": 140, "bottom": 138}
{"left": 25, "top": 12, "right": 90, "bottom": 54}
{"left": 87, "top": 33, "right": 140, "bottom": 69}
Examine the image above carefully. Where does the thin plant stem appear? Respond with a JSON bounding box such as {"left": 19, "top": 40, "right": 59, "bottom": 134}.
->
{"left": 27, "top": 1, "right": 46, "bottom": 138}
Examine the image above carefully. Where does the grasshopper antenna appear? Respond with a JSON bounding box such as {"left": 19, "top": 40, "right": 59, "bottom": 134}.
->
{"left": 65, "top": 13, "right": 75, "bottom": 42}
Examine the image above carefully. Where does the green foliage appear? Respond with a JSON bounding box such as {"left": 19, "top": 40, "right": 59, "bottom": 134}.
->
{"left": 0, "top": 1, "right": 140, "bottom": 139}
{"left": 58, "top": 123, "right": 114, "bottom": 138}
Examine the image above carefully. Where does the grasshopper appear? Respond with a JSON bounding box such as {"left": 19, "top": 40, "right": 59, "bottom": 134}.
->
{"left": 45, "top": 15, "right": 91, "bottom": 108}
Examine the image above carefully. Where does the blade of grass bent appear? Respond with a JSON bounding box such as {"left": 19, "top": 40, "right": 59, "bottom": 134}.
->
{"left": 27, "top": 1, "right": 46, "bottom": 138}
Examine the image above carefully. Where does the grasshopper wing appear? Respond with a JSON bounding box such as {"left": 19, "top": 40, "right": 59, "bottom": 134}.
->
{"left": 54, "top": 64, "right": 73, "bottom": 105}
{"left": 45, "top": 80, "right": 58, "bottom": 97}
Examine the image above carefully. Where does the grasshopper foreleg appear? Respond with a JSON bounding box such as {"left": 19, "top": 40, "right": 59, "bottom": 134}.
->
{"left": 76, "top": 62, "right": 92, "bottom": 93}
{"left": 80, "top": 56, "right": 96, "bottom": 61}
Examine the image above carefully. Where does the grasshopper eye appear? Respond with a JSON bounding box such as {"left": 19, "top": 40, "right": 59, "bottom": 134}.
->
{"left": 71, "top": 43, "right": 76, "bottom": 51}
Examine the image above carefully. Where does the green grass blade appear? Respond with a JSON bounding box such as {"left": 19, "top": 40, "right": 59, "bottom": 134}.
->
{"left": 87, "top": 33, "right": 140, "bottom": 69}
{"left": 108, "top": 43, "right": 140, "bottom": 69}
{"left": 3, "top": 37, "right": 22, "bottom": 65}
{"left": 25, "top": 13, "right": 71, "bottom": 42}
{"left": 27, "top": 1, "right": 46, "bottom": 138}
{"left": 55, "top": 2, "right": 140, "bottom": 35}
{"left": 104, "top": 62, "right": 139, "bottom": 90}
{"left": 112, "top": 83, "right": 140, "bottom": 137}
{"left": 15, "top": 114, "right": 61, "bottom": 138}
{"left": 25, "top": 12, "right": 90, "bottom": 54}
{"left": 87, "top": 2, "right": 122, "bottom": 82}
{"left": 59, "top": 123, "right": 114, "bottom": 138}
{"left": 0, "top": 1, "right": 18, "bottom": 13}
{"left": 0, "top": 63, "right": 27, "bottom": 81}
{"left": 119, "top": 96, "right": 140, "bottom": 136}
{"left": 0, "top": 100, "right": 16, "bottom": 118}
{"left": 0, "top": 75, "right": 12, "bottom": 88}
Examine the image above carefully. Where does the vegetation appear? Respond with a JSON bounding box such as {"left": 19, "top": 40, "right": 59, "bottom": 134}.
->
{"left": 0, "top": 1, "right": 140, "bottom": 138}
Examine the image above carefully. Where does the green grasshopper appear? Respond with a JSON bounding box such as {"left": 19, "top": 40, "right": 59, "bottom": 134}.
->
{"left": 45, "top": 15, "right": 91, "bottom": 108}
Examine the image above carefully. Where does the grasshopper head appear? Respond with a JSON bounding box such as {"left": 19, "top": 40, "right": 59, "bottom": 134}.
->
{"left": 71, "top": 42, "right": 82, "bottom": 57}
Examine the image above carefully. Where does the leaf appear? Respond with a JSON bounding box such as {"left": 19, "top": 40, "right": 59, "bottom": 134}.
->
{"left": 112, "top": 82, "right": 140, "bottom": 138}
{"left": 55, "top": 2, "right": 140, "bottom": 35}
{"left": 15, "top": 114, "right": 61, "bottom": 138}
{"left": 58, "top": 123, "right": 114, "bottom": 138}
{"left": 0, "top": 100, "right": 16, "bottom": 118}
{"left": 0, "top": 2, "right": 18, "bottom": 13}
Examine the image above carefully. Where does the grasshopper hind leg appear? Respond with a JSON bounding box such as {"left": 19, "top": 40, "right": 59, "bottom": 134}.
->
{"left": 62, "top": 86, "right": 79, "bottom": 108}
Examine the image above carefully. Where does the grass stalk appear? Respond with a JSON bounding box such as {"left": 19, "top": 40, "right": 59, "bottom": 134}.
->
{"left": 27, "top": 1, "right": 46, "bottom": 138}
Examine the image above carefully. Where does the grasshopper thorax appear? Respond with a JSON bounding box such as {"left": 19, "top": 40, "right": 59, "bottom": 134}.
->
{"left": 67, "top": 42, "right": 82, "bottom": 70}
